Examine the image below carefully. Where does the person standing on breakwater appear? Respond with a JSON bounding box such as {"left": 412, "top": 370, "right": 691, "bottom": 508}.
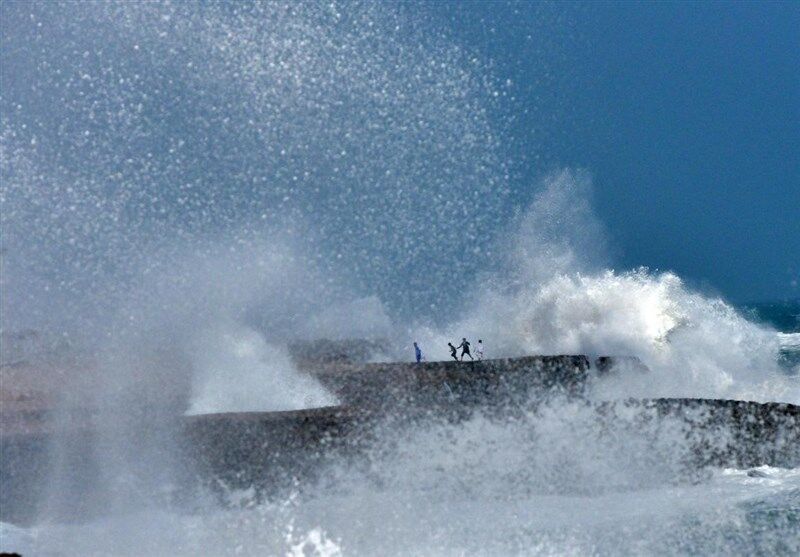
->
{"left": 476, "top": 339, "right": 484, "bottom": 360}
{"left": 414, "top": 342, "right": 423, "bottom": 363}
{"left": 448, "top": 342, "right": 459, "bottom": 361}
{"left": 458, "top": 338, "right": 473, "bottom": 361}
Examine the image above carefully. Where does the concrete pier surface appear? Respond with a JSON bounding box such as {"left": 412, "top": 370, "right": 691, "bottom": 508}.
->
{"left": 305, "top": 355, "right": 597, "bottom": 408}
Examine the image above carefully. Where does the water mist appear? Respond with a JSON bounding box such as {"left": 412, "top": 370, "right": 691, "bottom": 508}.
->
{"left": 2, "top": 1, "right": 798, "bottom": 555}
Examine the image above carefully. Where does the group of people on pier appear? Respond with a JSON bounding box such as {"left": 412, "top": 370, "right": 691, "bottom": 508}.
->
{"left": 413, "top": 339, "right": 484, "bottom": 363}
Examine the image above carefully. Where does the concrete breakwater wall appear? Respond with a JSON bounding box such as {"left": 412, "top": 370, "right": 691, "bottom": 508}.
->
{"left": 594, "top": 398, "right": 800, "bottom": 469}
{"left": 2, "top": 355, "right": 797, "bottom": 525}
{"left": 181, "top": 399, "right": 800, "bottom": 500}
{"left": 181, "top": 407, "right": 366, "bottom": 503}
{"left": 305, "top": 355, "right": 596, "bottom": 408}
{"left": 4, "top": 398, "right": 798, "bottom": 525}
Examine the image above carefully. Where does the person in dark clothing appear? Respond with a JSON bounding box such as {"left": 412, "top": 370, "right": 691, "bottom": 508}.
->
{"left": 414, "top": 342, "right": 423, "bottom": 363}
{"left": 448, "top": 342, "right": 458, "bottom": 361}
{"left": 458, "top": 337, "right": 473, "bottom": 361}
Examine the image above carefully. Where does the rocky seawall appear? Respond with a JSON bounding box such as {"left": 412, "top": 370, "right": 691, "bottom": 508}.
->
{"left": 2, "top": 355, "right": 798, "bottom": 525}
{"left": 181, "top": 398, "right": 800, "bottom": 503}
{"left": 306, "top": 355, "right": 596, "bottom": 408}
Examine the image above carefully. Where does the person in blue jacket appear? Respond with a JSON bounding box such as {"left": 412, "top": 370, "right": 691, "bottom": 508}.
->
{"left": 414, "top": 342, "right": 423, "bottom": 363}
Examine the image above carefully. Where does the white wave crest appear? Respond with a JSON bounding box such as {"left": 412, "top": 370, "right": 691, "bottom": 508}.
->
{"left": 420, "top": 170, "right": 799, "bottom": 404}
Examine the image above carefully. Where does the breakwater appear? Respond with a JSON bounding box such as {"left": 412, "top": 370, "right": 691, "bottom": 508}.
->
{"left": 181, "top": 398, "right": 800, "bottom": 503}
{"left": 306, "top": 355, "right": 595, "bottom": 408}
{"left": 2, "top": 356, "right": 798, "bottom": 525}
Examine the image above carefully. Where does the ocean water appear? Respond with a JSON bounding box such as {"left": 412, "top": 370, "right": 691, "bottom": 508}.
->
{"left": 1, "top": 1, "right": 798, "bottom": 555}
{"left": 742, "top": 300, "right": 800, "bottom": 372}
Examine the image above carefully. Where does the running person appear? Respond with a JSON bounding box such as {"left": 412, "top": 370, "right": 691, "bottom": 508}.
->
{"left": 476, "top": 339, "right": 484, "bottom": 360}
{"left": 458, "top": 338, "right": 473, "bottom": 361}
{"left": 448, "top": 342, "right": 458, "bottom": 361}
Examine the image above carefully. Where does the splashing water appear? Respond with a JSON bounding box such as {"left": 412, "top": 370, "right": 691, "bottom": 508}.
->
{"left": 418, "top": 170, "right": 798, "bottom": 404}
{"left": 1, "top": 0, "right": 507, "bottom": 331}
{"left": 1, "top": 1, "right": 798, "bottom": 555}
{"left": 4, "top": 403, "right": 800, "bottom": 555}
{"left": 186, "top": 323, "right": 336, "bottom": 415}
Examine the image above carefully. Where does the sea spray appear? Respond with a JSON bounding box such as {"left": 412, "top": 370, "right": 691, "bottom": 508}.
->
{"left": 2, "top": 1, "right": 799, "bottom": 555}
{"left": 186, "top": 324, "right": 336, "bottom": 415}
{"left": 418, "top": 170, "right": 798, "bottom": 403}
{"left": 0, "top": 0, "right": 508, "bottom": 330}
{"left": 11, "top": 398, "right": 798, "bottom": 555}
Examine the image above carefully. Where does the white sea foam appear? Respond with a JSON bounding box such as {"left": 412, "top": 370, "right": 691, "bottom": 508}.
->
{"left": 186, "top": 324, "right": 336, "bottom": 415}
{"left": 2, "top": 2, "right": 797, "bottom": 554}
{"left": 779, "top": 332, "right": 800, "bottom": 349}
{"left": 417, "top": 170, "right": 799, "bottom": 404}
